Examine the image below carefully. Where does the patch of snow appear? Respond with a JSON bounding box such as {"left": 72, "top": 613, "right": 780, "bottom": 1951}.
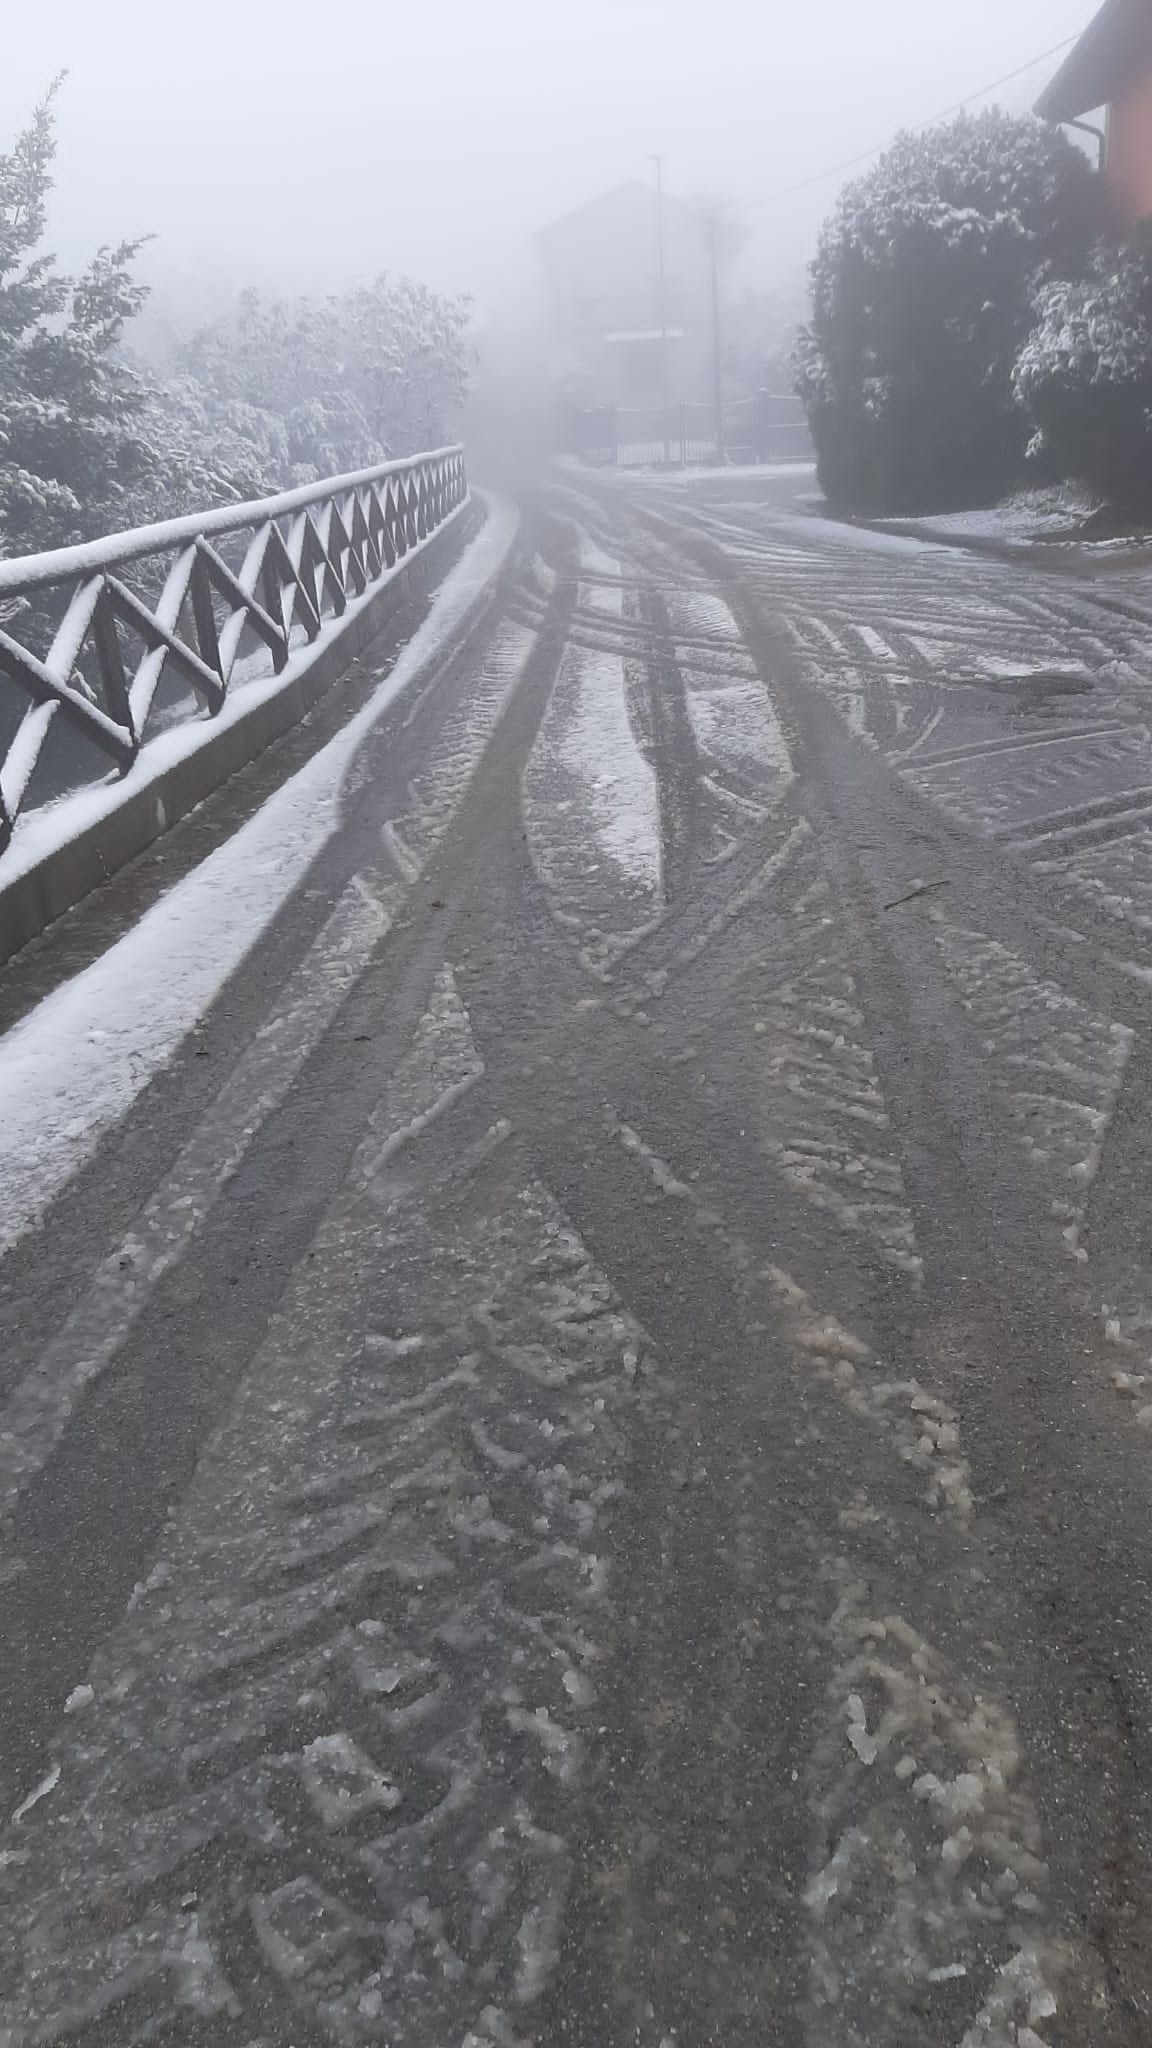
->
{"left": 636, "top": 461, "right": 818, "bottom": 486}
{"left": 616, "top": 1121, "right": 692, "bottom": 1198}
{"left": 525, "top": 639, "right": 663, "bottom": 925}
{"left": 561, "top": 649, "right": 661, "bottom": 886}
{"left": 12, "top": 1764, "right": 60, "bottom": 1823}
{"left": 846, "top": 1692, "right": 879, "bottom": 1765}
{"left": 806, "top": 1567, "right": 1077, "bottom": 2042}
{"left": 784, "top": 512, "right": 957, "bottom": 558}
{"left": 685, "top": 680, "right": 794, "bottom": 792}
{"left": 766, "top": 1266, "right": 968, "bottom": 1514}
{"left": 856, "top": 624, "right": 894, "bottom": 660}
{"left": 888, "top": 487, "right": 1098, "bottom": 546}
{"left": 354, "top": 963, "right": 485, "bottom": 1183}
{"left": 577, "top": 535, "right": 622, "bottom": 585}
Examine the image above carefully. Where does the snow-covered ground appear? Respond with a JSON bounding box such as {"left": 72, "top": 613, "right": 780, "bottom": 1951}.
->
{"left": 524, "top": 543, "right": 662, "bottom": 951}
{"left": 0, "top": 497, "right": 518, "bottom": 1254}
{"left": 795, "top": 512, "right": 957, "bottom": 558}
{"left": 569, "top": 459, "right": 818, "bottom": 494}
{"left": 522, "top": 639, "right": 663, "bottom": 968}
{"left": 559, "top": 648, "right": 662, "bottom": 887}
{"left": 685, "top": 679, "right": 793, "bottom": 789}
{"left": 874, "top": 487, "right": 1119, "bottom": 550}
{"left": 637, "top": 461, "right": 818, "bottom": 487}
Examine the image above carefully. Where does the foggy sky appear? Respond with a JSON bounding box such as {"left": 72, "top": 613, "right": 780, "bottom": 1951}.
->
{"left": 4, "top": 0, "right": 1099, "bottom": 324}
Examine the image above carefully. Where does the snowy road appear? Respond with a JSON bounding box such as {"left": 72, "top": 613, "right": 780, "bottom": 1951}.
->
{"left": 6, "top": 472, "right": 1152, "bottom": 2043}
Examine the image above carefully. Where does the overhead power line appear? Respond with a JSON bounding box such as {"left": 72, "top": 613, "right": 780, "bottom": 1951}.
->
{"left": 757, "top": 31, "right": 1082, "bottom": 207}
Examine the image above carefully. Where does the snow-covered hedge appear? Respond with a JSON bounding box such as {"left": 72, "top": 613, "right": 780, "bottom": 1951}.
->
{"left": 796, "top": 110, "right": 1100, "bottom": 514}
{"left": 1013, "top": 227, "right": 1152, "bottom": 511}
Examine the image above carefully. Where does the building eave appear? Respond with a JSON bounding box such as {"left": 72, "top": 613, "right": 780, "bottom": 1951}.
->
{"left": 1036, "top": 0, "right": 1152, "bottom": 121}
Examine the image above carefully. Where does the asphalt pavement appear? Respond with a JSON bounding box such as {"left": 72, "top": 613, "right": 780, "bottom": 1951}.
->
{"left": 5, "top": 468, "right": 1152, "bottom": 2044}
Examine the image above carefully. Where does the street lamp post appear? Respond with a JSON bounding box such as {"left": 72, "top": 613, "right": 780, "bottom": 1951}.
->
{"left": 707, "top": 211, "right": 724, "bottom": 466}
{"left": 652, "top": 153, "right": 671, "bottom": 466}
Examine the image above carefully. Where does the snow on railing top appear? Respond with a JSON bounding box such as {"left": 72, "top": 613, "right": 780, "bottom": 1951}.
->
{"left": 0, "top": 449, "right": 463, "bottom": 596}
{"left": 0, "top": 445, "right": 467, "bottom": 854}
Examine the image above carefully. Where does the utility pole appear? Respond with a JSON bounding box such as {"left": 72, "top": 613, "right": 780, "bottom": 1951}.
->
{"left": 706, "top": 211, "right": 724, "bottom": 466}
{"left": 652, "top": 153, "right": 671, "bottom": 466}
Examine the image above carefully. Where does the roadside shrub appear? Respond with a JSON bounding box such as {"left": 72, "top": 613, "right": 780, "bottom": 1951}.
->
{"left": 1014, "top": 226, "right": 1152, "bottom": 513}
{"left": 796, "top": 110, "right": 1101, "bottom": 514}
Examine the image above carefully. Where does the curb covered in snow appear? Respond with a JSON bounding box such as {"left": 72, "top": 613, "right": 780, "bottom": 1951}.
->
{"left": 844, "top": 512, "right": 1152, "bottom": 575}
{"left": 0, "top": 493, "right": 494, "bottom": 965}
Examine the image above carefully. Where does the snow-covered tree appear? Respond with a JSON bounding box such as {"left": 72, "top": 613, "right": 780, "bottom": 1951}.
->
{"left": 1013, "top": 226, "right": 1152, "bottom": 511}
{"left": 0, "top": 81, "right": 163, "bottom": 554}
{"left": 0, "top": 82, "right": 471, "bottom": 561}
{"left": 176, "top": 277, "right": 472, "bottom": 490}
{"left": 346, "top": 275, "right": 472, "bottom": 452}
{"left": 796, "top": 110, "right": 1101, "bottom": 513}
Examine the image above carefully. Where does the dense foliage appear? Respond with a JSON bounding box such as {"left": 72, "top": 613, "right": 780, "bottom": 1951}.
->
{"left": 796, "top": 110, "right": 1101, "bottom": 514}
{"left": 1013, "top": 226, "right": 1152, "bottom": 512}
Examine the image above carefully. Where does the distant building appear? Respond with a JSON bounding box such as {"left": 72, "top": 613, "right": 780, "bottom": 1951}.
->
{"left": 1037, "top": 0, "right": 1152, "bottom": 226}
{"left": 536, "top": 181, "right": 732, "bottom": 410}
{"left": 537, "top": 180, "right": 812, "bottom": 468}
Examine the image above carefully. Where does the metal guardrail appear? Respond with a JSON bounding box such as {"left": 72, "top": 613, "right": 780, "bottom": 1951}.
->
{"left": 0, "top": 446, "right": 467, "bottom": 851}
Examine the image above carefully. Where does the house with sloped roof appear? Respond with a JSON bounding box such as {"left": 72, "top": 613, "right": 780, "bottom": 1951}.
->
{"left": 1037, "top": 0, "right": 1152, "bottom": 225}
{"left": 536, "top": 181, "right": 730, "bottom": 411}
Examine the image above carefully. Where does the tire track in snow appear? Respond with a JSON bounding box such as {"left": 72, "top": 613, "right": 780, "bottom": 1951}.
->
{"left": 931, "top": 919, "right": 1133, "bottom": 1258}
{"left": 584, "top": 1121, "right": 1080, "bottom": 2047}
{"left": 0, "top": 971, "right": 651, "bottom": 2047}
{"left": 0, "top": 869, "right": 398, "bottom": 1546}
{"left": 382, "top": 621, "right": 536, "bottom": 880}
{"left": 0, "top": 624, "right": 544, "bottom": 1537}
{"left": 522, "top": 638, "right": 663, "bottom": 971}
{"left": 745, "top": 878, "right": 923, "bottom": 1279}
{"left": 664, "top": 582, "right": 796, "bottom": 867}
{"left": 804, "top": 1566, "right": 1084, "bottom": 2048}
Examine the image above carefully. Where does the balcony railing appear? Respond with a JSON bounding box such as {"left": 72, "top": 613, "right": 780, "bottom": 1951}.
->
{"left": 0, "top": 445, "right": 467, "bottom": 852}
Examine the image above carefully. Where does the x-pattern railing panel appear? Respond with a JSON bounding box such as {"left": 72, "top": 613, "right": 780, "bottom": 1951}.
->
{"left": 0, "top": 446, "right": 467, "bottom": 852}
